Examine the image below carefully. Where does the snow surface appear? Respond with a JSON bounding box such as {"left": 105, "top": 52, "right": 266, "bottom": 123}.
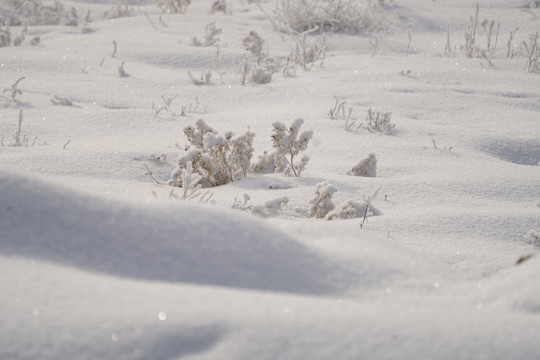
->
{"left": 1, "top": 0, "right": 540, "bottom": 359}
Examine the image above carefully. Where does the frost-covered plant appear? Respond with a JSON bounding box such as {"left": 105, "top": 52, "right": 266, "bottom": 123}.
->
{"left": 232, "top": 193, "right": 252, "bottom": 211}
{"left": 168, "top": 119, "right": 255, "bottom": 187}
{"left": 232, "top": 193, "right": 289, "bottom": 217}
{"left": 444, "top": 24, "right": 456, "bottom": 57}
{"left": 269, "top": 0, "right": 381, "bottom": 34}
{"left": 156, "top": 0, "right": 190, "bottom": 14}
{"left": 50, "top": 95, "right": 73, "bottom": 106}
{"left": 2, "top": 110, "right": 35, "bottom": 147}
{"left": 327, "top": 188, "right": 379, "bottom": 223}
{"left": 461, "top": 3, "right": 480, "bottom": 58}
{"left": 365, "top": 108, "right": 394, "bottom": 133}
{"left": 521, "top": 32, "right": 540, "bottom": 73}
{"left": 327, "top": 200, "right": 370, "bottom": 220}
{"left": 153, "top": 94, "right": 178, "bottom": 117}
{"left": 482, "top": 18, "right": 500, "bottom": 57}
{"left": 287, "top": 32, "right": 326, "bottom": 70}
{"left": 308, "top": 182, "right": 338, "bottom": 218}
{"left": 347, "top": 153, "right": 377, "bottom": 177}
{"left": 251, "top": 150, "right": 278, "bottom": 173}
{"left": 178, "top": 161, "right": 202, "bottom": 200}
{"left": 181, "top": 96, "right": 207, "bottom": 116}
{"left": 252, "top": 196, "right": 289, "bottom": 217}
{"left": 271, "top": 118, "right": 313, "bottom": 177}
{"left": 209, "top": 0, "right": 231, "bottom": 15}
{"left": 188, "top": 69, "right": 212, "bottom": 85}
{"left": 525, "top": 226, "right": 540, "bottom": 247}
{"left": 243, "top": 31, "right": 267, "bottom": 63}
{"left": 2, "top": 76, "right": 25, "bottom": 102}
{"left": 460, "top": 3, "right": 500, "bottom": 59}
{"left": 0, "top": 24, "right": 31, "bottom": 47}
{"left": 118, "top": 61, "right": 129, "bottom": 77}
{"left": 2, "top": 0, "right": 78, "bottom": 26}
{"left": 191, "top": 22, "right": 222, "bottom": 47}
{"left": 525, "top": 205, "right": 540, "bottom": 247}
{"left": 328, "top": 96, "right": 358, "bottom": 130}
{"left": 103, "top": 3, "right": 133, "bottom": 19}
{"left": 240, "top": 31, "right": 276, "bottom": 85}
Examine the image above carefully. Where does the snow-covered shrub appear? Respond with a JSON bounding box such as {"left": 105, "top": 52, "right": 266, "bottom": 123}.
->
{"left": 0, "top": 25, "right": 34, "bottom": 47}
{"left": 327, "top": 188, "right": 380, "bottom": 223}
{"left": 209, "top": 0, "right": 231, "bottom": 15}
{"left": 178, "top": 161, "right": 202, "bottom": 200}
{"left": 118, "top": 61, "right": 129, "bottom": 77}
{"left": 327, "top": 200, "right": 370, "bottom": 220}
{"left": 50, "top": 95, "right": 73, "bottom": 106}
{"left": 270, "top": 0, "right": 381, "bottom": 34}
{"left": 525, "top": 206, "right": 540, "bottom": 247}
{"left": 461, "top": 3, "right": 480, "bottom": 58}
{"left": 240, "top": 31, "right": 276, "bottom": 85}
{"left": 231, "top": 193, "right": 289, "bottom": 217}
{"left": 251, "top": 150, "right": 278, "bottom": 173}
{"left": 252, "top": 196, "right": 289, "bottom": 217}
{"left": 308, "top": 182, "right": 338, "bottom": 218}
{"left": 168, "top": 119, "right": 255, "bottom": 187}
{"left": 287, "top": 32, "right": 326, "bottom": 71}
{"left": 188, "top": 69, "right": 212, "bottom": 85}
{"left": 271, "top": 118, "right": 313, "bottom": 177}
{"left": 156, "top": 0, "right": 190, "bottom": 14}
{"left": 2, "top": 76, "right": 25, "bottom": 102}
{"left": 2, "top": 0, "right": 78, "bottom": 26}
{"left": 190, "top": 22, "right": 222, "bottom": 47}
{"left": 103, "top": 3, "right": 133, "bottom": 19}
{"left": 243, "top": 31, "right": 266, "bottom": 63}
{"left": 525, "top": 228, "right": 540, "bottom": 247}
{"left": 521, "top": 32, "right": 540, "bottom": 73}
{"left": 1, "top": 110, "right": 36, "bottom": 147}
{"left": 365, "top": 108, "right": 394, "bottom": 133}
{"left": 347, "top": 153, "right": 377, "bottom": 177}
{"left": 460, "top": 3, "right": 499, "bottom": 59}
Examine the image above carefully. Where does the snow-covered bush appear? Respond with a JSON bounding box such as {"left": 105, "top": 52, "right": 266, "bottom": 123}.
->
{"left": 102, "top": 3, "right": 133, "bottom": 19}
{"left": 209, "top": 0, "right": 231, "bottom": 15}
{"left": 1, "top": 110, "right": 36, "bottom": 147}
{"left": 460, "top": 3, "right": 500, "bottom": 59}
{"left": 232, "top": 193, "right": 289, "bottom": 217}
{"left": 521, "top": 32, "right": 540, "bottom": 73}
{"left": 347, "top": 153, "right": 377, "bottom": 177}
{"left": 287, "top": 32, "right": 326, "bottom": 71}
{"left": 252, "top": 196, "right": 289, "bottom": 217}
{"left": 525, "top": 228, "right": 540, "bottom": 247}
{"left": 0, "top": 25, "right": 35, "bottom": 47}
{"left": 270, "top": 0, "right": 381, "bottom": 34}
{"left": 2, "top": 76, "right": 25, "bottom": 102}
{"left": 240, "top": 31, "right": 276, "bottom": 85}
{"left": 188, "top": 69, "right": 212, "bottom": 85}
{"left": 308, "top": 182, "right": 338, "bottom": 218}
{"left": 327, "top": 200, "right": 370, "bottom": 220}
{"left": 168, "top": 119, "right": 255, "bottom": 187}
{"left": 243, "top": 31, "right": 266, "bottom": 63}
{"left": 1, "top": 0, "right": 78, "bottom": 26}
{"left": 525, "top": 206, "right": 540, "bottom": 247}
{"left": 190, "top": 22, "right": 222, "bottom": 47}
{"left": 156, "top": 0, "right": 190, "bottom": 14}
{"left": 271, "top": 118, "right": 313, "bottom": 177}
{"left": 365, "top": 108, "right": 394, "bottom": 133}
{"left": 327, "top": 188, "right": 380, "bottom": 223}
{"left": 50, "top": 95, "right": 73, "bottom": 106}
{"left": 251, "top": 150, "right": 279, "bottom": 173}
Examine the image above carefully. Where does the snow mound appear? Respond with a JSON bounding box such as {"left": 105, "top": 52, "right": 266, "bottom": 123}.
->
{"left": 487, "top": 255, "right": 540, "bottom": 313}
{"left": 478, "top": 138, "right": 540, "bottom": 166}
{"left": 0, "top": 170, "right": 344, "bottom": 295}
